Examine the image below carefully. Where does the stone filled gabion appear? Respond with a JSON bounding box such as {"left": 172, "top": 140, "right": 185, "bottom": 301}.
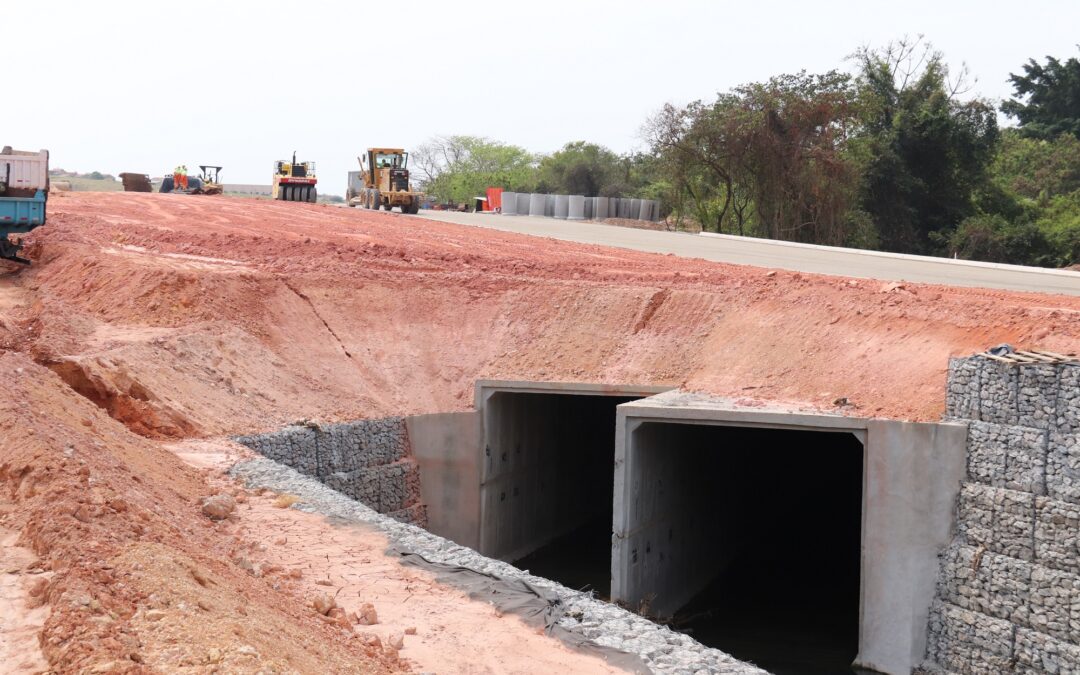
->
{"left": 234, "top": 418, "right": 426, "bottom": 527}
{"left": 923, "top": 357, "right": 1080, "bottom": 673}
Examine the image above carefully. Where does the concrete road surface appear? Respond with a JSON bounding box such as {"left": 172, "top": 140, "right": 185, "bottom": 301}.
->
{"left": 414, "top": 210, "right": 1080, "bottom": 297}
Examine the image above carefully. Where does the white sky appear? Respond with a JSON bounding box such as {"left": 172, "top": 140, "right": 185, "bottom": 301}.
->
{"left": 6, "top": 0, "right": 1079, "bottom": 193}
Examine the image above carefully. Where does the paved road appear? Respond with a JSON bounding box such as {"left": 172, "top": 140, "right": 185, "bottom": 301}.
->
{"left": 414, "top": 210, "right": 1080, "bottom": 297}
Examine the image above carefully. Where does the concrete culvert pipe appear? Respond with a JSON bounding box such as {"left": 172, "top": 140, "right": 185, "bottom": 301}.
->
{"left": 594, "top": 196, "right": 609, "bottom": 220}
{"left": 637, "top": 200, "right": 652, "bottom": 222}
{"left": 567, "top": 195, "right": 585, "bottom": 221}
{"left": 501, "top": 191, "right": 517, "bottom": 216}
{"left": 545, "top": 194, "right": 556, "bottom": 218}
{"left": 517, "top": 193, "right": 530, "bottom": 216}
{"left": 630, "top": 199, "right": 642, "bottom": 220}
{"left": 528, "top": 193, "right": 546, "bottom": 217}
{"left": 555, "top": 194, "right": 570, "bottom": 220}
{"left": 584, "top": 197, "right": 594, "bottom": 220}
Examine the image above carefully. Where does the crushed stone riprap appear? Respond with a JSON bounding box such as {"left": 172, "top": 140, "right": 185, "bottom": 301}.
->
{"left": 230, "top": 457, "right": 768, "bottom": 675}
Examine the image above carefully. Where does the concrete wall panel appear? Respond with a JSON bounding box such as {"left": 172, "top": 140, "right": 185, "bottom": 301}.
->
{"left": 406, "top": 411, "right": 483, "bottom": 550}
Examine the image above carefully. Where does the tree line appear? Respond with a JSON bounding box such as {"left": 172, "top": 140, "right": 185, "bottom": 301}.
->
{"left": 416, "top": 38, "right": 1080, "bottom": 267}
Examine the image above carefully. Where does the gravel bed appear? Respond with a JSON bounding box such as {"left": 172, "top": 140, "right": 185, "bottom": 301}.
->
{"left": 230, "top": 457, "right": 768, "bottom": 675}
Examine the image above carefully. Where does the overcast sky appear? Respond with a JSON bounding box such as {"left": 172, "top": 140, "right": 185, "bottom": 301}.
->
{"left": 6, "top": 0, "right": 1079, "bottom": 192}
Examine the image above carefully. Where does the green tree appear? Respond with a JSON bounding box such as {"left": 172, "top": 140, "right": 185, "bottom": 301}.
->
{"left": 535, "top": 142, "right": 622, "bottom": 196}
{"left": 648, "top": 71, "right": 863, "bottom": 244}
{"left": 853, "top": 38, "right": 999, "bottom": 254}
{"left": 413, "top": 136, "right": 537, "bottom": 204}
{"left": 1002, "top": 52, "right": 1080, "bottom": 140}
{"left": 990, "top": 129, "right": 1080, "bottom": 200}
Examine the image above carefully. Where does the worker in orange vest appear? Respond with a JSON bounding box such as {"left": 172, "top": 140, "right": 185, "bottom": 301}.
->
{"left": 179, "top": 165, "right": 189, "bottom": 191}
{"left": 173, "top": 166, "right": 182, "bottom": 192}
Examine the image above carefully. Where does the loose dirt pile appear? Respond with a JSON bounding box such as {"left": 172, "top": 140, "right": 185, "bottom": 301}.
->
{"left": 3, "top": 191, "right": 1080, "bottom": 672}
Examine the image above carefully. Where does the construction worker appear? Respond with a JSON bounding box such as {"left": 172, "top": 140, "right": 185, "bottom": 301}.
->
{"left": 173, "top": 165, "right": 182, "bottom": 192}
{"left": 179, "top": 165, "right": 188, "bottom": 191}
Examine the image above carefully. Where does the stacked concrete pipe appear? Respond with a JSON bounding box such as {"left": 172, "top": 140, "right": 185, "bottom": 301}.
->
{"left": 500, "top": 192, "right": 658, "bottom": 222}
{"left": 637, "top": 200, "right": 652, "bottom": 222}
{"left": 568, "top": 195, "right": 585, "bottom": 221}
{"left": 594, "top": 196, "right": 609, "bottom": 220}
{"left": 554, "top": 194, "right": 570, "bottom": 220}
{"left": 528, "top": 193, "right": 546, "bottom": 217}
{"left": 501, "top": 191, "right": 518, "bottom": 215}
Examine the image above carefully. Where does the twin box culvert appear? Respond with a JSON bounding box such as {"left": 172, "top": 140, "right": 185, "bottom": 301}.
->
{"left": 238, "top": 378, "right": 970, "bottom": 675}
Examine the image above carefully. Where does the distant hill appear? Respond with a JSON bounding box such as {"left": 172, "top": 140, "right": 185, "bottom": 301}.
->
{"left": 49, "top": 169, "right": 124, "bottom": 192}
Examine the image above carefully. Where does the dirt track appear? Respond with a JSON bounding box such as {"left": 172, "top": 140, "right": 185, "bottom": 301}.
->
{"left": 2, "top": 191, "right": 1080, "bottom": 673}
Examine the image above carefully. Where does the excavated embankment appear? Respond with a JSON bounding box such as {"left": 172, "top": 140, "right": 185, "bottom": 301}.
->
{"left": 3, "top": 191, "right": 1080, "bottom": 673}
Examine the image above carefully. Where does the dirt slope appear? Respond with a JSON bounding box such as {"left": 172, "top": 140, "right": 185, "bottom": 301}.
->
{"left": 3, "top": 191, "right": 1080, "bottom": 672}
{"left": 7, "top": 191, "right": 1079, "bottom": 436}
{"left": 0, "top": 352, "right": 406, "bottom": 673}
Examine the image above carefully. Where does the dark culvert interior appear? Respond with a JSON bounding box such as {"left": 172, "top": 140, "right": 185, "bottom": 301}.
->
{"left": 632, "top": 423, "right": 865, "bottom": 675}
{"left": 483, "top": 392, "right": 640, "bottom": 597}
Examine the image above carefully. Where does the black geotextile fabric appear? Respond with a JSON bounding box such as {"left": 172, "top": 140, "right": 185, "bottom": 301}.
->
{"left": 395, "top": 550, "right": 652, "bottom": 674}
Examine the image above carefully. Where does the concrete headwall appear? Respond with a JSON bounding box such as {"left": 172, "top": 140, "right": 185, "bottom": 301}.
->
{"left": 920, "top": 357, "right": 1080, "bottom": 673}
{"left": 406, "top": 411, "right": 482, "bottom": 549}
{"left": 234, "top": 418, "right": 427, "bottom": 526}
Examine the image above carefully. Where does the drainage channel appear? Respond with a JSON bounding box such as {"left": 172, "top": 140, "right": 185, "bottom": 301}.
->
{"left": 234, "top": 381, "right": 969, "bottom": 675}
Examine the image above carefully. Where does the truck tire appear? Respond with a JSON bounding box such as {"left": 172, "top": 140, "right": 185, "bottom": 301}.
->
{"left": 405, "top": 200, "right": 419, "bottom": 215}
{"left": 308, "top": 187, "right": 317, "bottom": 203}
{"left": 372, "top": 191, "right": 381, "bottom": 211}
{"left": 160, "top": 176, "right": 174, "bottom": 193}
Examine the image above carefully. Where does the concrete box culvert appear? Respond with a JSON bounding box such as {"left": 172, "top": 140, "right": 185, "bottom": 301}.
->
{"left": 611, "top": 391, "right": 967, "bottom": 675}
{"left": 517, "top": 193, "right": 531, "bottom": 216}
{"left": 474, "top": 380, "right": 672, "bottom": 568}
{"left": 545, "top": 194, "right": 556, "bottom": 218}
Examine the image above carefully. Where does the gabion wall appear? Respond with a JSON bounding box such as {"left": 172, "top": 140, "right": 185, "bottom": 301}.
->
{"left": 234, "top": 418, "right": 427, "bottom": 526}
{"left": 920, "top": 357, "right": 1080, "bottom": 673}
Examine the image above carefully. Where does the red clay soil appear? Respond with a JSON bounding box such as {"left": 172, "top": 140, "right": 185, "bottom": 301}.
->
{"left": 7, "top": 191, "right": 1080, "bottom": 433}
{"left": 3, "top": 191, "right": 1080, "bottom": 672}
{"left": 0, "top": 352, "right": 407, "bottom": 674}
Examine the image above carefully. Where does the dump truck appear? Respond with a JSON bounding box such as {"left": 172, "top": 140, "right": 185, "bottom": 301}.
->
{"left": 347, "top": 148, "right": 421, "bottom": 214}
{"left": 0, "top": 146, "right": 49, "bottom": 264}
{"left": 272, "top": 152, "right": 317, "bottom": 203}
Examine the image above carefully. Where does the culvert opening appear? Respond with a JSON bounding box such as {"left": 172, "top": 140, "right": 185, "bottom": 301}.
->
{"left": 480, "top": 390, "right": 642, "bottom": 596}
{"left": 626, "top": 422, "right": 864, "bottom": 674}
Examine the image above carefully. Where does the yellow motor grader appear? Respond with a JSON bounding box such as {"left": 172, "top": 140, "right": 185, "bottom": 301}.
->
{"left": 346, "top": 148, "right": 421, "bottom": 214}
